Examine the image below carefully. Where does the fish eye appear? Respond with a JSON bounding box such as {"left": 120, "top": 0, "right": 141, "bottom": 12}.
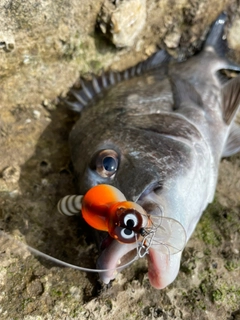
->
{"left": 96, "top": 149, "right": 119, "bottom": 178}
{"left": 103, "top": 156, "right": 117, "bottom": 172}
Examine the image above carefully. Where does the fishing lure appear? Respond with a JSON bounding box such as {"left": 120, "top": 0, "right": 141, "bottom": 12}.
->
{"left": 58, "top": 184, "right": 187, "bottom": 269}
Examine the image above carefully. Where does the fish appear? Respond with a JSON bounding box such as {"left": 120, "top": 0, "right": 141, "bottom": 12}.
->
{"left": 65, "top": 13, "right": 240, "bottom": 289}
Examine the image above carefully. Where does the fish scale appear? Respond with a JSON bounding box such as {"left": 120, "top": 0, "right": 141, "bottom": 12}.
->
{"left": 65, "top": 13, "right": 240, "bottom": 289}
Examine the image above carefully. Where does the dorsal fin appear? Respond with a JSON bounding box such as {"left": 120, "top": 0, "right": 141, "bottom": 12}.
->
{"left": 222, "top": 76, "right": 240, "bottom": 124}
{"left": 204, "top": 12, "right": 227, "bottom": 57}
{"left": 170, "top": 77, "right": 204, "bottom": 110}
{"left": 66, "top": 50, "right": 171, "bottom": 112}
{"left": 204, "top": 13, "right": 240, "bottom": 73}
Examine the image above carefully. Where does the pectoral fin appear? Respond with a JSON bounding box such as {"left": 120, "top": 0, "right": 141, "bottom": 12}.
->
{"left": 222, "top": 76, "right": 240, "bottom": 124}
{"left": 170, "top": 77, "right": 204, "bottom": 110}
{"left": 222, "top": 123, "right": 240, "bottom": 157}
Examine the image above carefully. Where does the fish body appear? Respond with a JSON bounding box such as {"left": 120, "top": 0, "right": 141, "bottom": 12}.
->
{"left": 68, "top": 14, "right": 240, "bottom": 289}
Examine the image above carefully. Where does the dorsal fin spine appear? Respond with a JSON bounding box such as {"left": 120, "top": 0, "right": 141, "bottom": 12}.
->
{"left": 101, "top": 72, "right": 108, "bottom": 88}
{"left": 92, "top": 75, "right": 101, "bottom": 94}
{"left": 71, "top": 90, "right": 88, "bottom": 106}
{"left": 80, "top": 79, "right": 93, "bottom": 100}
{"left": 109, "top": 71, "right": 115, "bottom": 85}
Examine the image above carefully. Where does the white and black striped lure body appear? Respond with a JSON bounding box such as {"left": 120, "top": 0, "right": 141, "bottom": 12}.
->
{"left": 57, "top": 195, "right": 83, "bottom": 216}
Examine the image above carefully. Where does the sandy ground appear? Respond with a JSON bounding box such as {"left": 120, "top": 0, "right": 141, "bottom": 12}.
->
{"left": 0, "top": 1, "right": 240, "bottom": 319}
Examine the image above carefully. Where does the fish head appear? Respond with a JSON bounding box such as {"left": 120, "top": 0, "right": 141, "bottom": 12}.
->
{"left": 69, "top": 110, "right": 194, "bottom": 204}
{"left": 69, "top": 111, "right": 196, "bottom": 289}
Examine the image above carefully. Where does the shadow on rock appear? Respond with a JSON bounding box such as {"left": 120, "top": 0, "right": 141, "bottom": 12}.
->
{"left": 1, "top": 104, "right": 100, "bottom": 289}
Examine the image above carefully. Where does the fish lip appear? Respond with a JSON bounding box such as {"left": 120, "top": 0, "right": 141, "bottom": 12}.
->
{"left": 97, "top": 240, "right": 138, "bottom": 284}
{"left": 136, "top": 181, "right": 162, "bottom": 202}
{"left": 136, "top": 181, "right": 164, "bottom": 216}
{"left": 100, "top": 234, "right": 114, "bottom": 251}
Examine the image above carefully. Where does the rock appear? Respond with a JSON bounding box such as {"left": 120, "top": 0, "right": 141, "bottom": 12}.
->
{"left": 97, "top": 0, "right": 147, "bottom": 48}
{"left": 2, "top": 166, "right": 21, "bottom": 183}
{"left": 27, "top": 280, "right": 44, "bottom": 298}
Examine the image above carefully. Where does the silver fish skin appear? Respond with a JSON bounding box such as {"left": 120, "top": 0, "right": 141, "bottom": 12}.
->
{"left": 68, "top": 13, "right": 240, "bottom": 289}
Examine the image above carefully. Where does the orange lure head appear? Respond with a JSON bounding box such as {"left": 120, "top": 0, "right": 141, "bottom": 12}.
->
{"left": 81, "top": 184, "right": 148, "bottom": 243}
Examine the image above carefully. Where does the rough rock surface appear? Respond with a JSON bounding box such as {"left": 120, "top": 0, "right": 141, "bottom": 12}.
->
{"left": 0, "top": 0, "right": 240, "bottom": 319}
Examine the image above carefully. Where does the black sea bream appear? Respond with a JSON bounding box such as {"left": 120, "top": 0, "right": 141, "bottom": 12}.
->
{"left": 67, "top": 14, "right": 240, "bottom": 289}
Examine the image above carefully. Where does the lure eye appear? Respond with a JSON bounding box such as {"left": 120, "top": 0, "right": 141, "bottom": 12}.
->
{"left": 95, "top": 149, "right": 119, "bottom": 178}
{"left": 109, "top": 209, "right": 144, "bottom": 243}
{"left": 123, "top": 213, "right": 138, "bottom": 228}
{"left": 118, "top": 212, "right": 140, "bottom": 242}
{"left": 113, "top": 226, "right": 136, "bottom": 243}
{"left": 120, "top": 228, "right": 135, "bottom": 240}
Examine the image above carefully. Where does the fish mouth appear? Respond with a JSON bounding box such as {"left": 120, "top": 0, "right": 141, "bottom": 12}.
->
{"left": 97, "top": 181, "right": 166, "bottom": 284}
{"left": 137, "top": 182, "right": 164, "bottom": 216}
{"left": 96, "top": 240, "right": 139, "bottom": 283}
{"left": 97, "top": 182, "right": 184, "bottom": 288}
{"left": 137, "top": 181, "right": 162, "bottom": 201}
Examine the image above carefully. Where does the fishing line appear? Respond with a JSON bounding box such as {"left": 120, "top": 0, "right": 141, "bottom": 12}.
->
{"left": 0, "top": 230, "right": 139, "bottom": 273}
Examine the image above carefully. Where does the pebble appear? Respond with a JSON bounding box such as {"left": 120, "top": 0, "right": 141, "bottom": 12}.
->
{"left": 27, "top": 280, "right": 44, "bottom": 297}
{"left": 2, "top": 166, "right": 21, "bottom": 184}
{"left": 98, "top": 0, "right": 146, "bottom": 48}
{"left": 164, "top": 30, "right": 181, "bottom": 49}
{"left": 33, "top": 110, "right": 41, "bottom": 119}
